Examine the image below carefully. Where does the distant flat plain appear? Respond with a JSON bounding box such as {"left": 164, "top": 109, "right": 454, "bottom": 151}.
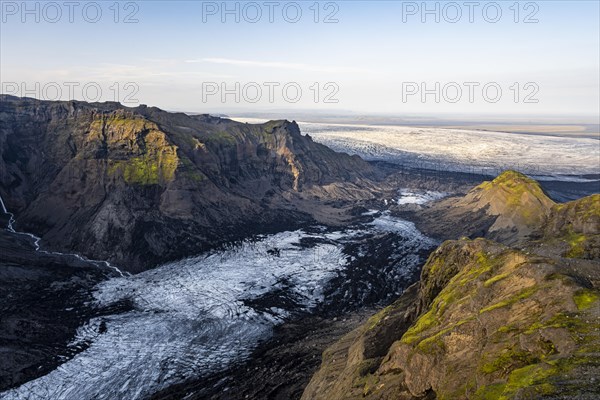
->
{"left": 229, "top": 112, "right": 600, "bottom": 140}
{"left": 441, "top": 124, "right": 598, "bottom": 139}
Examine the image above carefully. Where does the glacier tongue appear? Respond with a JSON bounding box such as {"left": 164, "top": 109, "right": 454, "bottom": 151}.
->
{"left": 300, "top": 122, "right": 600, "bottom": 178}
{"left": 1, "top": 214, "right": 436, "bottom": 400}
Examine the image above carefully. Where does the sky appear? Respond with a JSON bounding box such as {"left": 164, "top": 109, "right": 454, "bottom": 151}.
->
{"left": 1, "top": 0, "right": 599, "bottom": 116}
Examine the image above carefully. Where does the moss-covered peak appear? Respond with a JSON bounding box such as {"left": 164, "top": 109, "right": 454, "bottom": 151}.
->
{"left": 457, "top": 171, "right": 555, "bottom": 244}
{"left": 475, "top": 170, "right": 549, "bottom": 200}
{"left": 304, "top": 236, "right": 600, "bottom": 400}
{"left": 490, "top": 170, "right": 540, "bottom": 186}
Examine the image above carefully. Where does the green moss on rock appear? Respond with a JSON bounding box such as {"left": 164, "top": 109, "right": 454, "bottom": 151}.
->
{"left": 479, "top": 346, "right": 539, "bottom": 375}
{"left": 564, "top": 231, "right": 587, "bottom": 258}
{"left": 479, "top": 286, "right": 539, "bottom": 314}
{"left": 206, "top": 130, "right": 237, "bottom": 144}
{"left": 475, "top": 170, "right": 550, "bottom": 213}
{"left": 483, "top": 272, "right": 511, "bottom": 287}
{"left": 109, "top": 151, "right": 178, "bottom": 185}
{"left": 573, "top": 289, "right": 599, "bottom": 311}
{"left": 473, "top": 382, "right": 506, "bottom": 399}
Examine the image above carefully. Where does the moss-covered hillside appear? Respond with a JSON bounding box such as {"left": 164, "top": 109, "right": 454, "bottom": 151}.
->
{"left": 456, "top": 170, "right": 556, "bottom": 243}
{"left": 303, "top": 173, "right": 600, "bottom": 400}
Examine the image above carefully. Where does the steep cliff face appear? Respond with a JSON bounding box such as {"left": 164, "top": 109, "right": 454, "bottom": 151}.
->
{"left": 304, "top": 174, "right": 600, "bottom": 400}
{"left": 0, "top": 96, "right": 376, "bottom": 272}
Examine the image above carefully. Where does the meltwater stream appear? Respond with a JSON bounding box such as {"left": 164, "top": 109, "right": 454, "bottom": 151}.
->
{"left": 0, "top": 195, "right": 127, "bottom": 276}
{"left": 0, "top": 192, "right": 439, "bottom": 400}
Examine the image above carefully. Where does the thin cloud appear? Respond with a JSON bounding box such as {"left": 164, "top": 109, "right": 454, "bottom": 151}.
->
{"left": 186, "top": 58, "right": 367, "bottom": 74}
{"left": 2, "top": 63, "right": 236, "bottom": 82}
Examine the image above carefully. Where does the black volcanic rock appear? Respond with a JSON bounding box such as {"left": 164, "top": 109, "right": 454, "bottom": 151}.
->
{"left": 0, "top": 228, "right": 119, "bottom": 390}
{"left": 0, "top": 96, "right": 378, "bottom": 272}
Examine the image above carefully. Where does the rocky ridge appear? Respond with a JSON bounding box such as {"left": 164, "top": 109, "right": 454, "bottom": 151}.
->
{"left": 303, "top": 171, "right": 600, "bottom": 400}
{"left": 401, "top": 171, "right": 559, "bottom": 244}
{"left": 0, "top": 96, "right": 378, "bottom": 272}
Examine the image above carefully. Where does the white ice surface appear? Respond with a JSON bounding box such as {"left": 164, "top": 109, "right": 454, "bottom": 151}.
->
{"left": 1, "top": 211, "right": 436, "bottom": 400}
{"left": 396, "top": 189, "right": 448, "bottom": 205}
{"left": 297, "top": 122, "right": 600, "bottom": 179}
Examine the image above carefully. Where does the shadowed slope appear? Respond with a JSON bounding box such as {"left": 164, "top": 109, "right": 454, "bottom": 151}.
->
{"left": 0, "top": 96, "right": 377, "bottom": 272}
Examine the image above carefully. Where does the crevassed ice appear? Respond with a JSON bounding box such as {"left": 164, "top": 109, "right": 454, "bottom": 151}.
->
{"left": 300, "top": 122, "right": 600, "bottom": 178}
{"left": 1, "top": 214, "right": 435, "bottom": 400}
{"left": 396, "top": 189, "right": 448, "bottom": 205}
{"left": 369, "top": 212, "right": 434, "bottom": 243}
{"left": 1, "top": 230, "right": 345, "bottom": 400}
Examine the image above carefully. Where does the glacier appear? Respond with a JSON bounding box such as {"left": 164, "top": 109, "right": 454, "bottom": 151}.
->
{"left": 1, "top": 202, "right": 438, "bottom": 400}
{"left": 299, "top": 122, "right": 600, "bottom": 179}
{"left": 234, "top": 118, "right": 599, "bottom": 179}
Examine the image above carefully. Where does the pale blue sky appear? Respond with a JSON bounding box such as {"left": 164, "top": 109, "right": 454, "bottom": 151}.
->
{"left": 1, "top": 1, "right": 599, "bottom": 115}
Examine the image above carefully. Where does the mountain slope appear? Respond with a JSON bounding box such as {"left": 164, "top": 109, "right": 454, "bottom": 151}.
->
{"left": 405, "top": 170, "right": 557, "bottom": 245}
{"left": 456, "top": 170, "right": 556, "bottom": 242}
{"left": 534, "top": 194, "right": 600, "bottom": 259}
{"left": 303, "top": 174, "right": 600, "bottom": 400}
{"left": 0, "top": 227, "right": 118, "bottom": 390}
{"left": 0, "top": 96, "right": 377, "bottom": 272}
